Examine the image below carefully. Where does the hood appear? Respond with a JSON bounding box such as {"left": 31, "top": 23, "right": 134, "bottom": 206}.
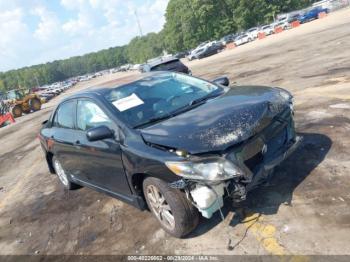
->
{"left": 141, "top": 86, "right": 291, "bottom": 154}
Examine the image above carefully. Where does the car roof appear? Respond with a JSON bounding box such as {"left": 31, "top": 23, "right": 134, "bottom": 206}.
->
{"left": 60, "top": 71, "right": 174, "bottom": 102}
{"left": 147, "top": 57, "right": 179, "bottom": 68}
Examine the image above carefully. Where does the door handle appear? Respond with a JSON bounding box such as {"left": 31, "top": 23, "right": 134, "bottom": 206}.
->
{"left": 75, "top": 140, "right": 81, "bottom": 145}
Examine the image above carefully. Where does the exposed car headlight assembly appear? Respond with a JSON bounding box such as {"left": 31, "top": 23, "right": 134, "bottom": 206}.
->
{"left": 166, "top": 157, "right": 242, "bottom": 181}
{"left": 289, "top": 97, "right": 294, "bottom": 113}
{"left": 278, "top": 90, "right": 292, "bottom": 101}
{"left": 278, "top": 89, "right": 294, "bottom": 112}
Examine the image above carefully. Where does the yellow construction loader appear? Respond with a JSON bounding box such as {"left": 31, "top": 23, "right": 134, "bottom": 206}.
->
{"left": 5, "top": 89, "right": 44, "bottom": 118}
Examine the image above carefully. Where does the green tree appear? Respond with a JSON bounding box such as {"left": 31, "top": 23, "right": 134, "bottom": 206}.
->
{"left": 0, "top": 0, "right": 316, "bottom": 91}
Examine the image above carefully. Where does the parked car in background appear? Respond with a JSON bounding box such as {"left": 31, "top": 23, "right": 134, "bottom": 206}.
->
{"left": 188, "top": 42, "right": 223, "bottom": 60}
{"left": 273, "top": 12, "right": 299, "bottom": 30}
{"left": 234, "top": 34, "right": 250, "bottom": 46}
{"left": 39, "top": 71, "right": 300, "bottom": 238}
{"left": 188, "top": 48, "right": 204, "bottom": 61}
{"left": 174, "top": 51, "right": 188, "bottom": 59}
{"left": 199, "top": 42, "right": 224, "bottom": 58}
{"left": 260, "top": 25, "right": 274, "bottom": 35}
{"left": 273, "top": 20, "right": 291, "bottom": 30}
{"left": 288, "top": 13, "right": 303, "bottom": 23}
{"left": 298, "top": 6, "right": 329, "bottom": 23}
{"left": 246, "top": 27, "right": 259, "bottom": 40}
{"left": 141, "top": 57, "right": 191, "bottom": 74}
{"left": 220, "top": 34, "right": 236, "bottom": 45}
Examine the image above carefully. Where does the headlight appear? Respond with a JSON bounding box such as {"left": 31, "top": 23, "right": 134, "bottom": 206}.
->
{"left": 289, "top": 97, "right": 294, "bottom": 112}
{"left": 165, "top": 157, "right": 242, "bottom": 181}
{"left": 279, "top": 90, "right": 291, "bottom": 101}
{"left": 278, "top": 90, "right": 294, "bottom": 112}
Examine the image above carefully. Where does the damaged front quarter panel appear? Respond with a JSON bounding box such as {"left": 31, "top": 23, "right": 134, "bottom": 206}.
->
{"left": 169, "top": 179, "right": 228, "bottom": 219}
{"left": 168, "top": 105, "right": 301, "bottom": 220}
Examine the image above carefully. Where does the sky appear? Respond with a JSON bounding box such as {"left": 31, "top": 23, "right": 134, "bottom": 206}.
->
{"left": 0, "top": 0, "right": 169, "bottom": 72}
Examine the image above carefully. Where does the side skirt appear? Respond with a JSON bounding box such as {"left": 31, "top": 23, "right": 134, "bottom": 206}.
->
{"left": 71, "top": 177, "right": 147, "bottom": 210}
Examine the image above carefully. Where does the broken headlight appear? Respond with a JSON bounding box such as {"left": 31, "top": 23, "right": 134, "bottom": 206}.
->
{"left": 165, "top": 157, "right": 242, "bottom": 181}
{"left": 278, "top": 90, "right": 294, "bottom": 112}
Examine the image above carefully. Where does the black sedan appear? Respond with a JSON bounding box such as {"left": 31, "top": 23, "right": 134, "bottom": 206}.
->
{"left": 141, "top": 57, "right": 191, "bottom": 75}
{"left": 39, "top": 72, "right": 301, "bottom": 237}
{"left": 188, "top": 42, "right": 224, "bottom": 61}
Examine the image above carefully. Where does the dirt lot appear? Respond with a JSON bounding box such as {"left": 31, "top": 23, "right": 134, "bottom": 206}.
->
{"left": 1, "top": 8, "right": 350, "bottom": 255}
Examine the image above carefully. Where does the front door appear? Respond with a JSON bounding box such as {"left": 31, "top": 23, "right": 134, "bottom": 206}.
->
{"left": 73, "top": 99, "right": 132, "bottom": 196}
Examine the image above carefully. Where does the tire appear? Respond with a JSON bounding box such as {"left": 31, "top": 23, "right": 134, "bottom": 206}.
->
{"left": 30, "top": 98, "right": 41, "bottom": 111}
{"left": 143, "top": 177, "right": 199, "bottom": 238}
{"left": 52, "top": 156, "right": 80, "bottom": 190}
{"left": 12, "top": 105, "right": 22, "bottom": 118}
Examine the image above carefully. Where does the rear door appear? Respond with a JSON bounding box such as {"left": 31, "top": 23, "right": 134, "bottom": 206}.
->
{"left": 73, "top": 98, "right": 132, "bottom": 196}
{"left": 51, "top": 99, "right": 81, "bottom": 175}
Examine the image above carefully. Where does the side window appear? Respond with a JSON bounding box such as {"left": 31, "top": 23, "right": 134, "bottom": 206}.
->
{"left": 54, "top": 100, "right": 76, "bottom": 129}
{"left": 77, "top": 100, "right": 113, "bottom": 131}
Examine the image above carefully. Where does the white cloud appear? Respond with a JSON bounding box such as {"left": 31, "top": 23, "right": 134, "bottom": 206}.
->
{"left": 0, "top": 0, "right": 169, "bottom": 72}
{"left": 60, "top": 0, "right": 87, "bottom": 10}
{"left": 0, "top": 8, "right": 34, "bottom": 70}
{"left": 32, "top": 6, "right": 61, "bottom": 42}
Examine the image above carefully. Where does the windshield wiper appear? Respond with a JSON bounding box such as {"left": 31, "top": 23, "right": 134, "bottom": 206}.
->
{"left": 134, "top": 114, "right": 173, "bottom": 129}
{"left": 189, "top": 91, "right": 223, "bottom": 106}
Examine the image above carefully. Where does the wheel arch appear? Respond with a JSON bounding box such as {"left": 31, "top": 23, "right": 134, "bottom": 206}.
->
{"left": 131, "top": 172, "right": 149, "bottom": 198}
{"left": 130, "top": 172, "right": 177, "bottom": 199}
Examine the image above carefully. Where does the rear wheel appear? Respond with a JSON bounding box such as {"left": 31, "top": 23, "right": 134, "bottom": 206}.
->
{"left": 12, "top": 105, "right": 22, "bottom": 118}
{"left": 143, "top": 177, "right": 199, "bottom": 238}
{"left": 30, "top": 98, "right": 41, "bottom": 111}
{"left": 52, "top": 156, "right": 80, "bottom": 190}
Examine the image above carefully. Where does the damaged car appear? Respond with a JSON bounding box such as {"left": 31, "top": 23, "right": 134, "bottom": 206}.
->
{"left": 39, "top": 72, "right": 301, "bottom": 238}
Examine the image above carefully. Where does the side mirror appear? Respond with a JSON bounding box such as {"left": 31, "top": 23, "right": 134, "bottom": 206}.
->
{"left": 86, "top": 125, "right": 114, "bottom": 142}
{"left": 212, "top": 76, "right": 230, "bottom": 87}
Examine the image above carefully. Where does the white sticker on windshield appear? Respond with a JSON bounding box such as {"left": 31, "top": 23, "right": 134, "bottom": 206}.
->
{"left": 112, "top": 93, "right": 144, "bottom": 112}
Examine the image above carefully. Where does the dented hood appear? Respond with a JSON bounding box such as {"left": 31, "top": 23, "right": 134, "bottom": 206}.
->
{"left": 140, "top": 86, "right": 290, "bottom": 154}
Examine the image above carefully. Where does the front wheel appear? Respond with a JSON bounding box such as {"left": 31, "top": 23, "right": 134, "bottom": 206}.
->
{"left": 30, "top": 98, "right": 41, "bottom": 111}
{"left": 143, "top": 177, "right": 199, "bottom": 238}
{"left": 12, "top": 105, "right": 22, "bottom": 118}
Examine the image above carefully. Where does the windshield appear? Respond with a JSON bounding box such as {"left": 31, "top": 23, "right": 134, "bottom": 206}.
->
{"left": 105, "top": 72, "right": 221, "bottom": 128}
{"left": 6, "top": 90, "right": 22, "bottom": 100}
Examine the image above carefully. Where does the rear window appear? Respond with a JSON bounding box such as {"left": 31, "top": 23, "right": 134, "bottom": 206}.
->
{"left": 54, "top": 100, "right": 75, "bottom": 129}
{"left": 151, "top": 60, "right": 181, "bottom": 71}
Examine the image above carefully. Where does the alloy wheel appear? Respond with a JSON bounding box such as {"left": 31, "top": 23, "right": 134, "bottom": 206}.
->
{"left": 146, "top": 185, "right": 175, "bottom": 230}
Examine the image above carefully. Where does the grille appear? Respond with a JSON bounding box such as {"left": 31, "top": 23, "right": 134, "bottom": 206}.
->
{"left": 244, "top": 151, "right": 263, "bottom": 172}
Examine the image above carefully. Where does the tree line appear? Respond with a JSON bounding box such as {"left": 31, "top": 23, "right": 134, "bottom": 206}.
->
{"left": 0, "top": 0, "right": 316, "bottom": 92}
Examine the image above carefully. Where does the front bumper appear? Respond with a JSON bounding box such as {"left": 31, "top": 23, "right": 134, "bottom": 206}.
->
{"left": 171, "top": 107, "right": 301, "bottom": 218}
{"left": 184, "top": 135, "right": 301, "bottom": 219}
{"left": 244, "top": 135, "right": 302, "bottom": 192}
{"left": 264, "top": 135, "right": 302, "bottom": 171}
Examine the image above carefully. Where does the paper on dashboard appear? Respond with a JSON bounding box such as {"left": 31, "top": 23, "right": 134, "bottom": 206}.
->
{"left": 112, "top": 93, "right": 144, "bottom": 112}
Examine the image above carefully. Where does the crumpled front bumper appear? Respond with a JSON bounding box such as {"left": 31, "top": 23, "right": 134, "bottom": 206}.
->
{"left": 264, "top": 135, "right": 302, "bottom": 171}
{"left": 244, "top": 135, "right": 302, "bottom": 192}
